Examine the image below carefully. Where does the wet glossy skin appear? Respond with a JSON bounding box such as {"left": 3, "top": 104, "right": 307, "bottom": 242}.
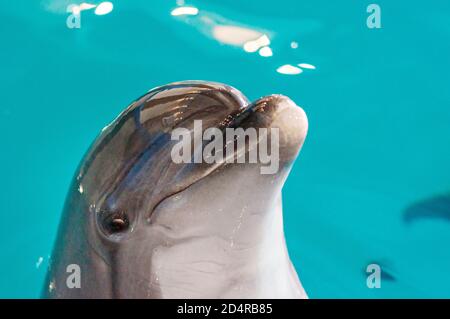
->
{"left": 43, "top": 81, "right": 308, "bottom": 298}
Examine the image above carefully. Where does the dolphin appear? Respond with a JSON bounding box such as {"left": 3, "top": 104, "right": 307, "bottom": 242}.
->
{"left": 43, "top": 81, "right": 309, "bottom": 298}
{"left": 404, "top": 194, "right": 450, "bottom": 224}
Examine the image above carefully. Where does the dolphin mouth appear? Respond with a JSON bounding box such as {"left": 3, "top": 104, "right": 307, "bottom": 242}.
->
{"left": 145, "top": 94, "right": 299, "bottom": 222}
{"left": 144, "top": 88, "right": 306, "bottom": 220}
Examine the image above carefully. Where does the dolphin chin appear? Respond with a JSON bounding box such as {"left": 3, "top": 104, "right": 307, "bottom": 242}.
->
{"left": 43, "top": 81, "right": 309, "bottom": 299}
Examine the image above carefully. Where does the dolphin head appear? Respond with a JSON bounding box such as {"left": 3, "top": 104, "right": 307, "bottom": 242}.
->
{"left": 48, "top": 81, "right": 308, "bottom": 298}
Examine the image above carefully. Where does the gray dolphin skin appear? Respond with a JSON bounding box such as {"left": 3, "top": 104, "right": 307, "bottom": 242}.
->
{"left": 43, "top": 81, "right": 309, "bottom": 298}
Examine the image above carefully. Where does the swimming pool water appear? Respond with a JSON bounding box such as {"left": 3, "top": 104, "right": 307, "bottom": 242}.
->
{"left": 1, "top": 0, "right": 449, "bottom": 298}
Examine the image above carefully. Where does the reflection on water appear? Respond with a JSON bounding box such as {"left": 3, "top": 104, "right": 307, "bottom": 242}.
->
{"left": 170, "top": 3, "right": 317, "bottom": 76}
{"left": 170, "top": 6, "right": 199, "bottom": 17}
{"left": 277, "top": 64, "right": 303, "bottom": 75}
{"left": 258, "top": 46, "right": 273, "bottom": 57}
{"left": 94, "top": 2, "right": 114, "bottom": 16}
{"left": 0, "top": 0, "right": 450, "bottom": 298}
{"left": 44, "top": 0, "right": 113, "bottom": 15}
{"left": 298, "top": 63, "right": 316, "bottom": 70}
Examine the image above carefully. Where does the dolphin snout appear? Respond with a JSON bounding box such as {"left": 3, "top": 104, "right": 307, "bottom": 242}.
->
{"left": 235, "top": 94, "right": 308, "bottom": 164}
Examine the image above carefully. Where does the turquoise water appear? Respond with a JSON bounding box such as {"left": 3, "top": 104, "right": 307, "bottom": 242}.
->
{"left": 1, "top": 0, "right": 450, "bottom": 298}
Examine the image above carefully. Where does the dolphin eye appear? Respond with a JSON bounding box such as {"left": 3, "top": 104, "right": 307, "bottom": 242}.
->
{"left": 99, "top": 211, "right": 130, "bottom": 235}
